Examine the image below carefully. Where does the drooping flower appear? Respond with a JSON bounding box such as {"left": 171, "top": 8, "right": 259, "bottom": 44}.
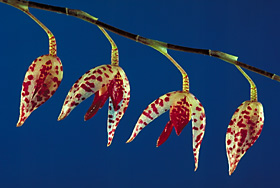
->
{"left": 127, "top": 90, "right": 205, "bottom": 171}
{"left": 125, "top": 50, "right": 206, "bottom": 171}
{"left": 58, "top": 25, "right": 130, "bottom": 146}
{"left": 58, "top": 64, "right": 130, "bottom": 146}
{"left": 17, "top": 10, "right": 63, "bottom": 127}
{"left": 226, "top": 101, "right": 264, "bottom": 175}
{"left": 226, "top": 65, "right": 264, "bottom": 175}
{"left": 17, "top": 55, "right": 63, "bottom": 127}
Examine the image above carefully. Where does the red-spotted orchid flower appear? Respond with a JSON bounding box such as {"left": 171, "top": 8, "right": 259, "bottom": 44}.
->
{"left": 226, "top": 66, "right": 264, "bottom": 175}
{"left": 58, "top": 27, "right": 130, "bottom": 146}
{"left": 127, "top": 53, "right": 206, "bottom": 171}
{"left": 17, "top": 11, "right": 63, "bottom": 127}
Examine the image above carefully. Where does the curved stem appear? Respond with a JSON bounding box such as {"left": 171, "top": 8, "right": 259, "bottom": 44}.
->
{"left": 164, "top": 53, "right": 189, "bottom": 92}
{"left": 98, "top": 27, "right": 119, "bottom": 66}
{"left": 2, "top": 0, "right": 57, "bottom": 55}
{"left": 1, "top": 0, "right": 280, "bottom": 82}
{"left": 235, "top": 65, "right": 257, "bottom": 102}
{"left": 24, "top": 11, "right": 57, "bottom": 56}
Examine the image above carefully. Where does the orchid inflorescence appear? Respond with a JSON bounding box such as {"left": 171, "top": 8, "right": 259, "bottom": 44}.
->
{"left": 3, "top": 0, "right": 270, "bottom": 175}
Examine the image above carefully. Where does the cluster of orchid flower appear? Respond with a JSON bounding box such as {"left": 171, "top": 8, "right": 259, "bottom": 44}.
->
{"left": 14, "top": 6, "right": 264, "bottom": 176}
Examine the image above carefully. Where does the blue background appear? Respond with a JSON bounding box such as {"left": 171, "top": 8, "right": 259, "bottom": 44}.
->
{"left": 1, "top": 0, "right": 280, "bottom": 187}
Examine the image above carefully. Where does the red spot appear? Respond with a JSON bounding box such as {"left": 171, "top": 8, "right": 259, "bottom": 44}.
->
{"left": 247, "top": 106, "right": 252, "bottom": 110}
{"left": 70, "top": 101, "right": 77, "bottom": 107}
{"left": 159, "top": 99, "right": 164, "bottom": 107}
{"left": 164, "top": 97, "right": 169, "bottom": 102}
{"left": 239, "top": 129, "right": 247, "bottom": 145}
{"left": 227, "top": 139, "right": 232, "bottom": 145}
{"left": 53, "top": 77, "right": 58, "bottom": 82}
{"left": 46, "top": 60, "right": 52, "bottom": 65}
{"left": 97, "top": 76, "right": 102, "bottom": 82}
{"left": 151, "top": 103, "right": 159, "bottom": 114}
{"left": 244, "top": 115, "right": 250, "bottom": 119}
{"left": 86, "top": 81, "right": 95, "bottom": 88}
{"left": 104, "top": 73, "right": 109, "bottom": 78}
{"left": 227, "top": 127, "right": 232, "bottom": 133}
{"left": 143, "top": 111, "right": 153, "bottom": 120}
{"left": 81, "top": 84, "right": 92, "bottom": 92}
{"left": 241, "top": 110, "right": 250, "bottom": 115}
{"left": 196, "top": 107, "right": 202, "bottom": 111}
{"left": 193, "top": 127, "right": 198, "bottom": 131}
{"left": 195, "top": 133, "right": 203, "bottom": 142}
{"left": 97, "top": 69, "right": 102, "bottom": 74}
{"left": 237, "top": 119, "right": 246, "bottom": 128}
{"left": 200, "top": 113, "right": 205, "bottom": 121}
{"left": 193, "top": 119, "right": 197, "bottom": 122}
{"left": 27, "top": 75, "right": 34, "bottom": 80}
{"left": 76, "top": 93, "right": 82, "bottom": 99}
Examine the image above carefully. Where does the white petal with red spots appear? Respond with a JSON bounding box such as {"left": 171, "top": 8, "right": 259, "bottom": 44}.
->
{"left": 58, "top": 64, "right": 118, "bottom": 120}
{"left": 107, "top": 67, "right": 130, "bottom": 146}
{"left": 226, "top": 101, "right": 264, "bottom": 175}
{"left": 186, "top": 93, "right": 206, "bottom": 171}
{"left": 17, "top": 54, "right": 63, "bottom": 127}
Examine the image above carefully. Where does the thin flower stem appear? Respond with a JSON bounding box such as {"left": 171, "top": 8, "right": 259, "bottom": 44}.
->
{"left": 2, "top": 0, "right": 57, "bottom": 55}
{"left": 1, "top": 0, "right": 280, "bottom": 82}
{"left": 235, "top": 65, "right": 257, "bottom": 102}
{"left": 98, "top": 27, "right": 119, "bottom": 66}
{"left": 24, "top": 11, "right": 57, "bottom": 56}
{"left": 163, "top": 53, "right": 189, "bottom": 92}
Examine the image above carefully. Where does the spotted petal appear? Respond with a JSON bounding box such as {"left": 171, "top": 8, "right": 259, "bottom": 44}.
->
{"left": 187, "top": 93, "right": 206, "bottom": 171}
{"left": 226, "top": 101, "right": 264, "bottom": 175}
{"left": 107, "top": 67, "right": 130, "bottom": 146}
{"left": 58, "top": 64, "right": 118, "bottom": 120}
{"left": 126, "top": 91, "right": 183, "bottom": 143}
{"left": 17, "top": 55, "right": 63, "bottom": 127}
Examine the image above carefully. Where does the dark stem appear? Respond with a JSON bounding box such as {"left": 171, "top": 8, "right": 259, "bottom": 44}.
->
{"left": 1, "top": 0, "right": 280, "bottom": 82}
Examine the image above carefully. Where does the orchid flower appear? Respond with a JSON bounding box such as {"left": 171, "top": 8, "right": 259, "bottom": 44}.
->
{"left": 58, "top": 27, "right": 130, "bottom": 146}
{"left": 127, "top": 51, "right": 206, "bottom": 171}
{"left": 17, "top": 10, "right": 63, "bottom": 127}
{"left": 226, "top": 66, "right": 264, "bottom": 175}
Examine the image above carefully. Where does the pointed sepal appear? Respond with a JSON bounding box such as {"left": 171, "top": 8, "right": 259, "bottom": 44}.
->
{"left": 107, "top": 67, "right": 130, "bottom": 146}
{"left": 226, "top": 101, "right": 264, "bottom": 175}
{"left": 187, "top": 93, "right": 206, "bottom": 171}
{"left": 17, "top": 55, "right": 63, "bottom": 127}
